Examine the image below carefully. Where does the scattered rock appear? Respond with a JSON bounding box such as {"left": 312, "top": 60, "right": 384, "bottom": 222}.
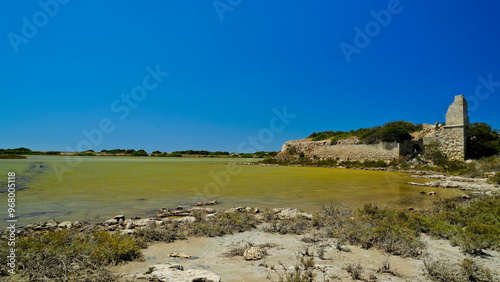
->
{"left": 168, "top": 252, "right": 192, "bottom": 258}
{"left": 419, "top": 191, "right": 426, "bottom": 194}
{"left": 172, "top": 216, "right": 196, "bottom": 224}
{"left": 58, "top": 221, "right": 73, "bottom": 229}
{"left": 134, "top": 218, "right": 155, "bottom": 227}
{"left": 120, "top": 229, "right": 136, "bottom": 235}
{"left": 428, "top": 191, "right": 436, "bottom": 195}
{"left": 273, "top": 208, "right": 313, "bottom": 219}
{"left": 408, "top": 174, "right": 500, "bottom": 193}
{"left": 243, "top": 247, "right": 265, "bottom": 261}
{"left": 136, "top": 264, "right": 221, "bottom": 282}
{"left": 157, "top": 207, "right": 216, "bottom": 218}
{"left": 105, "top": 218, "right": 118, "bottom": 225}
{"left": 228, "top": 207, "right": 245, "bottom": 213}
{"left": 462, "top": 194, "right": 471, "bottom": 199}
{"left": 227, "top": 206, "right": 259, "bottom": 213}
{"left": 408, "top": 182, "right": 429, "bottom": 187}
{"left": 123, "top": 219, "right": 135, "bottom": 229}
{"left": 193, "top": 200, "right": 218, "bottom": 206}
{"left": 45, "top": 220, "right": 60, "bottom": 230}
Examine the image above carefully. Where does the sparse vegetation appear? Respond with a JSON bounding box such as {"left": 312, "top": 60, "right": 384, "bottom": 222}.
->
{"left": 266, "top": 250, "right": 325, "bottom": 282}
{"left": 476, "top": 155, "right": 500, "bottom": 173}
{"left": 423, "top": 258, "right": 492, "bottom": 281}
{"left": 487, "top": 173, "right": 500, "bottom": 185}
{"left": 264, "top": 215, "right": 313, "bottom": 235}
{"left": 0, "top": 229, "right": 141, "bottom": 281}
{"left": 343, "top": 261, "right": 364, "bottom": 280}
{"left": 187, "top": 210, "right": 258, "bottom": 237}
{"left": 1, "top": 195, "right": 498, "bottom": 280}
{"left": 434, "top": 196, "right": 500, "bottom": 254}
{"left": 135, "top": 224, "right": 186, "bottom": 243}
{"left": 320, "top": 203, "right": 425, "bottom": 257}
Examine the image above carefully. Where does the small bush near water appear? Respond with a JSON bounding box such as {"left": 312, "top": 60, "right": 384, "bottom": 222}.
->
{"left": 264, "top": 215, "right": 313, "bottom": 235}
{"left": 318, "top": 203, "right": 425, "bottom": 257}
{"left": 0, "top": 229, "right": 141, "bottom": 281}
{"left": 423, "top": 258, "right": 492, "bottom": 281}
{"left": 432, "top": 196, "right": 500, "bottom": 255}
{"left": 313, "top": 196, "right": 500, "bottom": 257}
{"left": 186, "top": 210, "right": 258, "bottom": 237}
{"left": 135, "top": 225, "right": 186, "bottom": 244}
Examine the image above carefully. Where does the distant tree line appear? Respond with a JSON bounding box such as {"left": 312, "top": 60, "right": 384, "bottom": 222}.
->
{"left": 0, "top": 147, "right": 277, "bottom": 158}
{"left": 0, "top": 147, "right": 60, "bottom": 155}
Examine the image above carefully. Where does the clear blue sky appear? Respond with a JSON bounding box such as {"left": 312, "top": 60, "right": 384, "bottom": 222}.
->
{"left": 1, "top": 1, "right": 499, "bottom": 153}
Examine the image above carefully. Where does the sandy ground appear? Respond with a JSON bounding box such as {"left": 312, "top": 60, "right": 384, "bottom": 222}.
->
{"left": 113, "top": 226, "right": 500, "bottom": 281}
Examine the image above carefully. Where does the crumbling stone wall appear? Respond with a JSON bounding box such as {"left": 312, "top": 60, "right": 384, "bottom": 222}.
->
{"left": 277, "top": 95, "right": 469, "bottom": 162}
{"left": 278, "top": 140, "right": 400, "bottom": 162}
{"left": 423, "top": 95, "right": 469, "bottom": 160}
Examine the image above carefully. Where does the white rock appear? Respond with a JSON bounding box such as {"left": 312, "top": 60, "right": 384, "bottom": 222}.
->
{"left": 105, "top": 218, "right": 118, "bottom": 225}
{"left": 243, "top": 247, "right": 265, "bottom": 261}
{"left": 172, "top": 216, "right": 196, "bottom": 224}
{"left": 134, "top": 218, "right": 154, "bottom": 227}
{"left": 142, "top": 264, "right": 221, "bottom": 282}
{"left": 168, "top": 252, "right": 191, "bottom": 258}
{"left": 120, "top": 229, "right": 136, "bottom": 235}
{"left": 58, "top": 221, "right": 72, "bottom": 229}
{"left": 276, "top": 208, "right": 313, "bottom": 219}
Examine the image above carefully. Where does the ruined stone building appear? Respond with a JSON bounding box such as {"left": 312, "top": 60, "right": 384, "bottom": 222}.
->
{"left": 277, "top": 95, "right": 469, "bottom": 162}
{"left": 422, "top": 95, "right": 469, "bottom": 160}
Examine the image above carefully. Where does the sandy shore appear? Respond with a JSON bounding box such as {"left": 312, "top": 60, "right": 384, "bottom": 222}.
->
{"left": 113, "top": 224, "right": 500, "bottom": 281}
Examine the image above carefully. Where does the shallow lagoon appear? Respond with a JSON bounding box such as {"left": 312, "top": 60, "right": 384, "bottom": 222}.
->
{"left": 0, "top": 156, "right": 463, "bottom": 227}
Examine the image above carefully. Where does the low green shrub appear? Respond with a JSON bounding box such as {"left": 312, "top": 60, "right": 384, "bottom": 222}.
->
{"left": 264, "top": 215, "right": 312, "bottom": 235}
{"left": 423, "top": 258, "right": 492, "bottom": 281}
{"left": 0, "top": 229, "right": 141, "bottom": 280}
{"left": 476, "top": 155, "right": 500, "bottom": 172}
{"left": 187, "top": 211, "right": 258, "bottom": 237}
{"left": 319, "top": 203, "right": 425, "bottom": 257}
{"left": 487, "top": 173, "right": 500, "bottom": 185}
{"left": 427, "top": 196, "right": 500, "bottom": 254}
{"left": 135, "top": 225, "right": 185, "bottom": 243}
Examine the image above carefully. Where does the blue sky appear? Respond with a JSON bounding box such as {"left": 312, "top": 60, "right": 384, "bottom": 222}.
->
{"left": 1, "top": 1, "right": 499, "bottom": 153}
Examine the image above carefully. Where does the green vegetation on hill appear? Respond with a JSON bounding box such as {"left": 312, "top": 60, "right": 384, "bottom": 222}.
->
{"left": 358, "top": 121, "right": 423, "bottom": 144}
{"left": 308, "top": 121, "right": 422, "bottom": 144}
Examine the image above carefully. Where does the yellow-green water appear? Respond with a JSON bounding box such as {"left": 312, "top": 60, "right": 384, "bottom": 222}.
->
{"left": 0, "top": 156, "right": 463, "bottom": 227}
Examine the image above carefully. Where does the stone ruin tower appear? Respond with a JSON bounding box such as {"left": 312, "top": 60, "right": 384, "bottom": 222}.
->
{"left": 423, "top": 95, "right": 469, "bottom": 160}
